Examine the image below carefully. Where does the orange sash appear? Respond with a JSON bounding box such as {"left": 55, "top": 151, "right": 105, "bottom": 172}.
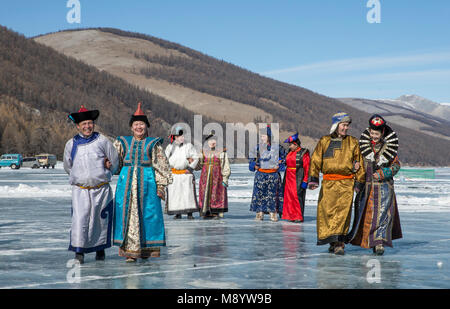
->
{"left": 257, "top": 168, "right": 278, "bottom": 173}
{"left": 323, "top": 174, "right": 354, "bottom": 181}
{"left": 172, "top": 168, "right": 187, "bottom": 174}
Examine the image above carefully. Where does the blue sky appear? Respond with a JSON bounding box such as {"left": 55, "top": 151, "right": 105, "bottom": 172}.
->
{"left": 1, "top": 0, "right": 449, "bottom": 102}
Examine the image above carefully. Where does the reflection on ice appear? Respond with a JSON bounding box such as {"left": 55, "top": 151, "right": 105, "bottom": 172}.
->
{"left": 0, "top": 164, "right": 449, "bottom": 288}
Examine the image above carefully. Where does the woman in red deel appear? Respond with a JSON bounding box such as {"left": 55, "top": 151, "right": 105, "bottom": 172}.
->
{"left": 281, "top": 133, "right": 310, "bottom": 223}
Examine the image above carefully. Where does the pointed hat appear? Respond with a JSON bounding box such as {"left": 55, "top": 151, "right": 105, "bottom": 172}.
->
{"left": 129, "top": 102, "right": 150, "bottom": 127}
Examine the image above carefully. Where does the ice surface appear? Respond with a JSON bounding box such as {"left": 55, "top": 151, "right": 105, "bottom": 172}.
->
{"left": 0, "top": 163, "right": 449, "bottom": 289}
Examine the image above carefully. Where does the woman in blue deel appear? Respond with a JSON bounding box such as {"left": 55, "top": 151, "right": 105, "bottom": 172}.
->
{"left": 112, "top": 103, "right": 173, "bottom": 262}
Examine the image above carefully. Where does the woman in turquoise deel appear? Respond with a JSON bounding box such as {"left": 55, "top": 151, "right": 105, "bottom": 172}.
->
{"left": 112, "top": 103, "right": 173, "bottom": 262}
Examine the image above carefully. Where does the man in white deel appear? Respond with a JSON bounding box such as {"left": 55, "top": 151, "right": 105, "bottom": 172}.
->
{"left": 64, "top": 105, "right": 119, "bottom": 264}
{"left": 165, "top": 126, "right": 199, "bottom": 219}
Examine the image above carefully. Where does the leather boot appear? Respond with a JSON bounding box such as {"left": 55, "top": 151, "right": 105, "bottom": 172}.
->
{"left": 334, "top": 242, "right": 345, "bottom": 255}
{"left": 95, "top": 249, "right": 105, "bottom": 261}
{"left": 270, "top": 212, "right": 278, "bottom": 222}
{"left": 328, "top": 242, "right": 336, "bottom": 253}
{"left": 75, "top": 253, "right": 84, "bottom": 264}
{"left": 374, "top": 245, "right": 385, "bottom": 256}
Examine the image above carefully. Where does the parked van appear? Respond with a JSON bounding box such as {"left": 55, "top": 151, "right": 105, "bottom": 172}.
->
{"left": 0, "top": 154, "right": 23, "bottom": 169}
{"left": 22, "top": 157, "right": 41, "bottom": 169}
{"left": 36, "top": 154, "right": 57, "bottom": 169}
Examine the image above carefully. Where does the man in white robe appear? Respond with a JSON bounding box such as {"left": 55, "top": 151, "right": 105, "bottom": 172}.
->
{"left": 165, "top": 127, "right": 199, "bottom": 219}
{"left": 64, "top": 105, "right": 119, "bottom": 264}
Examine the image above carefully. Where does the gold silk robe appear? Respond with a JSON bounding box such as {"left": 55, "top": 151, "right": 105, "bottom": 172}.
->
{"left": 309, "top": 134, "right": 365, "bottom": 245}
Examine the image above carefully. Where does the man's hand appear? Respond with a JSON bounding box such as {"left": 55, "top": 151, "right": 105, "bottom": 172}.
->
{"left": 104, "top": 158, "right": 112, "bottom": 170}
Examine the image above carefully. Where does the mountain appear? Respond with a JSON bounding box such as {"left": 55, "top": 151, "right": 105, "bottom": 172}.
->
{"left": 1, "top": 26, "right": 449, "bottom": 165}
{"left": 337, "top": 96, "right": 450, "bottom": 141}
{"left": 394, "top": 95, "right": 450, "bottom": 122}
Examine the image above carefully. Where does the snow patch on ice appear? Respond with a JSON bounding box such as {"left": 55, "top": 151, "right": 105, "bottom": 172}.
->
{"left": 397, "top": 196, "right": 450, "bottom": 212}
{"left": 188, "top": 279, "right": 240, "bottom": 289}
{"left": 0, "top": 184, "right": 71, "bottom": 198}
{"left": 0, "top": 247, "right": 65, "bottom": 256}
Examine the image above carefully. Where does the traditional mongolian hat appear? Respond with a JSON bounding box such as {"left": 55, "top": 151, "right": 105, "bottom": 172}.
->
{"left": 169, "top": 126, "right": 184, "bottom": 143}
{"left": 129, "top": 102, "right": 150, "bottom": 127}
{"left": 204, "top": 130, "right": 217, "bottom": 142}
{"left": 284, "top": 132, "right": 300, "bottom": 145}
{"left": 68, "top": 105, "right": 99, "bottom": 124}
{"left": 368, "top": 114, "right": 387, "bottom": 132}
{"left": 330, "top": 112, "right": 352, "bottom": 134}
{"left": 359, "top": 114, "right": 399, "bottom": 165}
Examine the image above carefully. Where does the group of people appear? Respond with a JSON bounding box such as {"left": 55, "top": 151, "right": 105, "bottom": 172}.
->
{"left": 164, "top": 126, "right": 231, "bottom": 221}
{"left": 63, "top": 104, "right": 402, "bottom": 264}
{"left": 248, "top": 112, "right": 402, "bottom": 255}
{"left": 63, "top": 103, "right": 231, "bottom": 263}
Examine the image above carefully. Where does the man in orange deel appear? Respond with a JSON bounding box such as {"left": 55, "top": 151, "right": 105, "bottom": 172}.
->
{"left": 308, "top": 112, "right": 365, "bottom": 255}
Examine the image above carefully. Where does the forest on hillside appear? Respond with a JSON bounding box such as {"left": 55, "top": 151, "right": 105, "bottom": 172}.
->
{"left": 0, "top": 26, "right": 211, "bottom": 158}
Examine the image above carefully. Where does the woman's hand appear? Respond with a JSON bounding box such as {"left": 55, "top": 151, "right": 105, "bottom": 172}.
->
{"left": 353, "top": 161, "right": 360, "bottom": 172}
{"left": 157, "top": 190, "right": 165, "bottom": 201}
{"left": 373, "top": 172, "right": 380, "bottom": 180}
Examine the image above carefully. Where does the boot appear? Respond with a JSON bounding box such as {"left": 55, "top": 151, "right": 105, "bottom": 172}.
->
{"left": 95, "top": 249, "right": 105, "bottom": 261}
{"left": 174, "top": 214, "right": 182, "bottom": 220}
{"left": 75, "top": 253, "right": 84, "bottom": 264}
{"left": 187, "top": 213, "right": 195, "bottom": 220}
{"left": 374, "top": 245, "right": 385, "bottom": 256}
{"left": 126, "top": 257, "right": 137, "bottom": 263}
{"left": 328, "top": 242, "right": 336, "bottom": 253}
{"left": 334, "top": 242, "right": 345, "bottom": 255}
{"left": 150, "top": 250, "right": 161, "bottom": 258}
{"left": 270, "top": 212, "right": 278, "bottom": 222}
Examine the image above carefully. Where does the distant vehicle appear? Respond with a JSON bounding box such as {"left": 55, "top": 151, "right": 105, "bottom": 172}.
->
{"left": 22, "top": 157, "right": 41, "bottom": 169}
{"left": 36, "top": 154, "right": 57, "bottom": 169}
{"left": 0, "top": 154, "right": 23, "bottom": 169}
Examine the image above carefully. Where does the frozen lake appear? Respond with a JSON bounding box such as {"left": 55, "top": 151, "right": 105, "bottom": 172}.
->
{"left": 0, "top": 163, "right": 449, "bottom": 289}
